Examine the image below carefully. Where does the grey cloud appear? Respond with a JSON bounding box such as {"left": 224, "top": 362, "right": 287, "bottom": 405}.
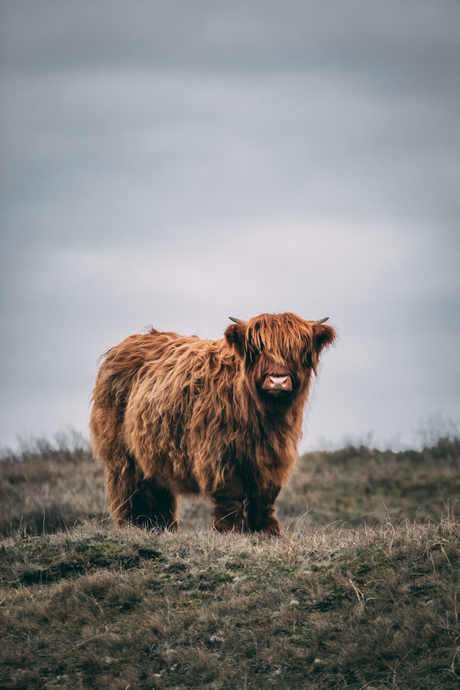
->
{"left": 1, "top": 0, "right": 459, "bottom": 448}
{"left": 2, "top": 70, "right": 459, "bottom": 255}
{"left": 3, "top": 1, "right": 459, "bottom": 82}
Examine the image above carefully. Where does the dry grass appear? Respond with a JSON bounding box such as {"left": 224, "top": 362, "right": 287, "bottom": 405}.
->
{"left": 1, "top": 519, "right": 459, "bottom": 689}
{"left": 283, "top": 437, "right": 460, "bottom": 527}
{"left": 1, "top": 436, "right": 459, "bottom": 537}
{"left": 0, "top": 445, "right": 107, "bottom": 536}
{"left": 0, "top": 432, "right": 459, "bottom": 688}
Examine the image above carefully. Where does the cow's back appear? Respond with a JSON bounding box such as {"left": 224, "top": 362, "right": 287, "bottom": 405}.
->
{"left": 122, "top": 333, "right": 240, "bottom": 492}
{"left": 90, "top": 329, "right": 186, "bottom": 462}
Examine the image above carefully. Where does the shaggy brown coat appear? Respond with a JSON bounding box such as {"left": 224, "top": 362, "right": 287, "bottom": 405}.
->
{"left": 90, "top": 312, "right": 336, "bottom": 534}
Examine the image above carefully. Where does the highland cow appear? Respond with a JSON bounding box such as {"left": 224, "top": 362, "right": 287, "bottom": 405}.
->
{"left": 90, "top": 312, "right": 336, "bottom": 534}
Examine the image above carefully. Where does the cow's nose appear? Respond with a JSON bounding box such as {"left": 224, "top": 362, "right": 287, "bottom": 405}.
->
{"left": 269, "top": 376, "right": 288, "bottom": 389}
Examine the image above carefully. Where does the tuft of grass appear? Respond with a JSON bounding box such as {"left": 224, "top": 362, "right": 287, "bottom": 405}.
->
{"left": 1, "top": 519, "right": 459, "bottom": 689}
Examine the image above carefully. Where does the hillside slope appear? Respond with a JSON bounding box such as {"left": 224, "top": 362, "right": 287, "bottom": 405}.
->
{"left": 1, "top": 436, "right": 459, "bottom": 688}
{"left": 1, "top": 520, "right": 459, "bottom": 689}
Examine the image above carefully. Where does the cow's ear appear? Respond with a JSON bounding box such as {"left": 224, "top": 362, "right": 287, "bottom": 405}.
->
{"left": 307, "top": 323, "right": 336, "bottom": 374}
{"left": 224, "top": 324, "right": 246, "bottom": 358}
{"left": 313, "top": 323, "right": 336, "bottom": 355}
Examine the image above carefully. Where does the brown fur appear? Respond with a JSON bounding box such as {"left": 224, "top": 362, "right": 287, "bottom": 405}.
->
{"left": 90, "top": 313, "right": 336, "bottom": 534}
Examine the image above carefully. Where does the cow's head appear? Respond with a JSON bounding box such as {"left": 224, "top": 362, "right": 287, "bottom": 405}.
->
{"left": 224, "top": 312, "right": 336, "bottom": 410}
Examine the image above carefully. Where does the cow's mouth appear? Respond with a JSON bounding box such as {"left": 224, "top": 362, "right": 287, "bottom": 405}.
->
{"left": 260, "top": 374, "right": 293, "bottom": 394}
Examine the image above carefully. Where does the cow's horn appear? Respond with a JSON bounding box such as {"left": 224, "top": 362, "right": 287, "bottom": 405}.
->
{"left": 313, "top": 317, "right": 329, "bottom": 325}
{"left": 229, "top": 317, "right": 247, "bottom": 325}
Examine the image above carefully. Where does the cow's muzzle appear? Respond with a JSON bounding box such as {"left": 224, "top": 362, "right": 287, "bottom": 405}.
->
{"left": 261, "top": 375, "right": 293, "bottom": 393}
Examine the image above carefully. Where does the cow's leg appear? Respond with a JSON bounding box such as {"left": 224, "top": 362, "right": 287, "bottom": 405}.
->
{"left": 211, "top": 480, "right": 249, "bottom": 532}
{"left": 247, "top": 485, "right": 282, "bottom": 535}
{"left": 105, "top": 454, "right": 136, "bottom": 526}
{"left": 106, "top": 454, "right": 178, "bottom": 530}
{"left": 131, "top": 477, "right": 178, "bottom": 531}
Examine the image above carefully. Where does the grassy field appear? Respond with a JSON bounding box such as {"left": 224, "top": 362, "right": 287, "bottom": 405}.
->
{"left": 1, "top": 434, "right": 459, "bottom": 689}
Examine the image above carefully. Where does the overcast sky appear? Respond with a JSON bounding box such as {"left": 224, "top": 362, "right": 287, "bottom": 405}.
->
{"left": 1, "top": 0, "right": 459, "bottom": 451}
